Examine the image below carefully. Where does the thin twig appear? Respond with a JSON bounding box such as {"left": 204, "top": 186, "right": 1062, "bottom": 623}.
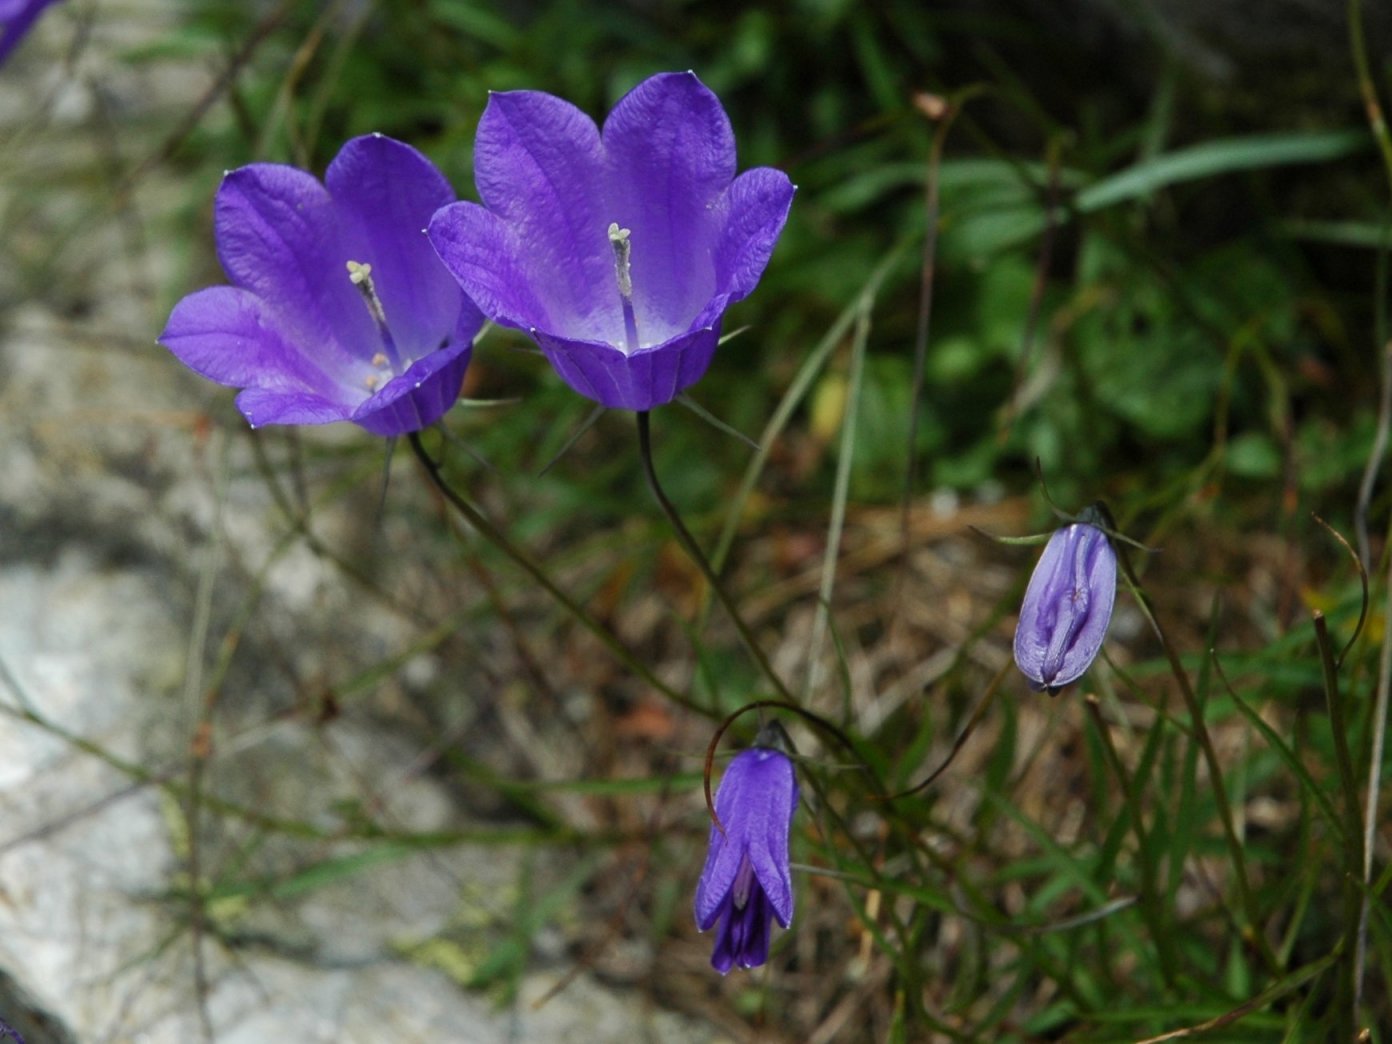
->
{"left": 119, "top": 0, "right": 294, "bottom": 199}
{"left": 903, "top": 91, "right": 968, "bottom": 549}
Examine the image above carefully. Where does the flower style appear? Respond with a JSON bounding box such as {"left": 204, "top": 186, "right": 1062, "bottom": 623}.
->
{"left": 428, "top": 71, "right": 794, "bottom": 411}
{"left": 160, "top": 134, "right": 484, "bottom": 436}
{"left": 0, "top": 0, "right": 62, "bottom": 66}
{"left": 694, "top": 726, "right": 799, "bottom": 973}
{"left": 1014, "top": 512, "right": 1117, "bottom": 693}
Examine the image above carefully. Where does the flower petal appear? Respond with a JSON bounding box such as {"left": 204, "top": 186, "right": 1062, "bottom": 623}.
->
{"left": 159, "top": 286, "right": 339, "bottom": 400}
{"left": 214, "top": 164, "right": 374, "bottom": 375}
{"left": 715, "top": 166, "right": 795, "bottom": 303}
{"left": 709, "top": 887, "right": 774, "bottom": 974}
{"left": 602, "top": 71, "right": 734, "bottom": 339}
{"left": 428, "top": 201, "right": 554, "bottom": 334}
{"left": 694, "top": 837, "right": 738, "bottom": 932}
{"left": 472, "top": 89, "right": 616, "bottom": 333}
{"left": 536, "top": 325, "right": 719, "bottom": 411}
{"left": 235, "top": 388, "right": 350, "bottom": 429}
{"left": 351, "top": 340, "right": 473, "bottom": 437}
{"left": 327, "top": 134, "right": 474, "bottom": 361}
{"left": 743, "top": 756, "right": 798, "bottom": 927}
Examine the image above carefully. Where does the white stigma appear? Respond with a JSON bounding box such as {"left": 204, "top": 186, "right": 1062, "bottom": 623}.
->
{"left": 346, "top": 259, "right": 401, "bottom": 376}
{"left": 607, "top": 222, "right": 633, "bottom": 300}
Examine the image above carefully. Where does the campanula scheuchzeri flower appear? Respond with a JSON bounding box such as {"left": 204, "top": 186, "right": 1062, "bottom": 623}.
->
{"left": 428, "top": 71, "right": 794, "bottom": 411}
{"left": 694, "top": 723, "right": 799, "bottom": 973}
{"left": 160, "top": 135, "right": 483, "bottom": 436}
{"left": 1013, "top": 510, "right": 1117, "bottom": 693}
{"left": 0, "top": 0, "right": 61, "bottom": 66}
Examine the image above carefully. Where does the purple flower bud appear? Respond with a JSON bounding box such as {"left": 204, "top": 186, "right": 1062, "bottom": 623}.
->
{"left": 1013, "top": 520, "right": 1117, "bottom": 693}
{"left": 694, "top": 730, "right": 799, "bottom": 974}
{"left": 160, "top": 135, "right": 484, "bottom": 436}
{"left": 428, "top": 71, "right": 794, "bottom": 411}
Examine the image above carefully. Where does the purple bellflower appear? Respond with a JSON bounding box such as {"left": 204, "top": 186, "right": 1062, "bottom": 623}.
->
{"left": 160, "top": 134, "right": 484, "bottom": 436}
{"left": 694, "top": 723, "right": 799, "bottom": 974}
{"left": 428, "top": 71, "right": 794, "bottom": 411}
{"left": 1013, "top": 508, "right": 1117, "bottom": 694}
{"left": 0, "top": 0, "right": 62, "bottom": 66}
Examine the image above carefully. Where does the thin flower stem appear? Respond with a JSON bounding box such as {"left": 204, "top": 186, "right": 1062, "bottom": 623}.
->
{"left": 903, "top": 87, "right": 986, "bottom": 547}
{"left": 406, "top": 431, "right": 707, "bottom": 717}
{"left": 635, "top": 410, "right": 794, "bottom": 703}
{"left": 1115, "top": 548, "right": 1280, "bottom": 973}
{"left": 902, "top": 95, "right": 956, "bottom": 547}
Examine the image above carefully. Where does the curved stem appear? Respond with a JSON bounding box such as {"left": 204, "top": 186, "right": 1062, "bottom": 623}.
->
{"left": 636, "top": 411, "right": 793, "bottom": 703}
{"left": 407, "top": 431, "right": 706, "bottom": 717}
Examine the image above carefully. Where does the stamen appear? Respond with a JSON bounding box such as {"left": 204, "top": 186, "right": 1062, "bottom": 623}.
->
{"left": 606, "top": 223, "right": 640, "bottom": 354}
{"left": 346, "top": 259, "right": 402, "bottom": 371}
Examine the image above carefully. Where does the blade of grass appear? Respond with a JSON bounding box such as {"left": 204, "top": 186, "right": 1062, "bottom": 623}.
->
{"left": 706, "top": 242, "right": 908, "bottom": 590}
{"left": 804, "top": 295, "right": 871, "bottom": 702}
{"left": 1314, "top": 611, "right": 1365, "bottom": 1040}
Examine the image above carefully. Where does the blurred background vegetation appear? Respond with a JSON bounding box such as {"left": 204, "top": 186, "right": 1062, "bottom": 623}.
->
{"left": 6, "top": 0, "right": 1392, "bottom": 1039}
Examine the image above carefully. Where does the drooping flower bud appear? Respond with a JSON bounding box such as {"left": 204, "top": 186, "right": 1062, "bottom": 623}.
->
{"left": 1013, "top": 509, "right": 1117, "bottom": 694}
{"left": 694, "top": 721, "right": 799, "bottom": 973}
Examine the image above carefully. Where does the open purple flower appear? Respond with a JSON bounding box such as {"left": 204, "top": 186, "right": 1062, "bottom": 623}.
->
{"left": 0, "top": 0, "right": 62, "bottom": 66}
{"left": 1014, "top": 512, "right": 1117, "bottom": 693}
{"left": 159, "top": 134, "right": 484, "bottom": 436}
{"left": 428, "top": 71, "right": 794, "bottom": 411}
{"left": 694, "top": 725, "right": 799, "bottom": 974}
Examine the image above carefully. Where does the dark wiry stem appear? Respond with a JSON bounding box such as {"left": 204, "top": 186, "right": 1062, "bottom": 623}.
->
{"left": 407, "top": 431, "right": 706, "bottom": 716}
{"left": 636, "top": 411, "right": 793, "bottom": 703}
